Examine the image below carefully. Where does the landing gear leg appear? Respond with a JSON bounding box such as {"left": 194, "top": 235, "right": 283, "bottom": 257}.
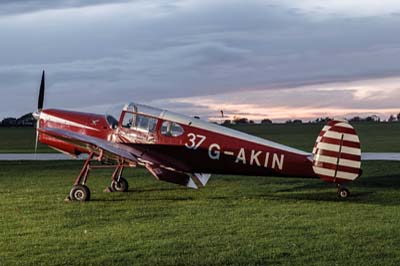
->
{"left": 66, "top": 152, "right": 94, "bottom": 202}
{"left": 337, "top": 184, "right": 350, "bottom": 198}
{"left": 104, "top": 164, "right": 129, "bottom": 193}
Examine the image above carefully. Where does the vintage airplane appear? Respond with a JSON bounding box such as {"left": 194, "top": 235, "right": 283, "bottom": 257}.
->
{"left": 32, "top": 71, "right": 395, "bottom": 201}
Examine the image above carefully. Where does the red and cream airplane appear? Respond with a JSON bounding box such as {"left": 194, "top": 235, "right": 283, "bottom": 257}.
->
{"left": 32, "top": 71, "right": 393, "bottom": 201}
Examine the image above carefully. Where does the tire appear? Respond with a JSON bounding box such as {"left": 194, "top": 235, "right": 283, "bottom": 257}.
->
{"left": 338, "top": 188, "right": 350, "bottom": 198}
{"left": 111, "top": 177, "right": 129, "bottom": 192}
{"left": 69, "top": 185, "right": 91, "bottom": 201}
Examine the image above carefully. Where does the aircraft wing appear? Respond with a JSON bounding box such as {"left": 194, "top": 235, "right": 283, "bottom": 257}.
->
{"left": 361, "top": 153, "right": 400, "bottom": 161}
{"left": 39, "top": 127, "right": 139, "bottom": 163}
{"left": 39, "top": 127, "right": 199, "bottom": 188}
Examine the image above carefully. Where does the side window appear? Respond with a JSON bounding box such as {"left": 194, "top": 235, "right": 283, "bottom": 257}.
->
{"left": 149, "top": 118, "right": 157, "bottom": 132}
{"left": 122, "top": 112, "right": 135, "bottom": 128}
{"left": 136, "top": 115, "right": 158, "bottom": 132}
{"left": 137, "top": 115, "right": 149, "bottom": 131}
{"left": 161, "top": 121, "right": 184, "bottom": 137}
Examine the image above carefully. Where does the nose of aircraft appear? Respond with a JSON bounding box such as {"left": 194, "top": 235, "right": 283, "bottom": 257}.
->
{"left": 33, "top": 111, "right": 40, "bottom": 120}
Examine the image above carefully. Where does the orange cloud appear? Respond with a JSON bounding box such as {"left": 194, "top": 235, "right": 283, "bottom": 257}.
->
{"left": 168, "top": 76, "right": 400, "bottom": 122}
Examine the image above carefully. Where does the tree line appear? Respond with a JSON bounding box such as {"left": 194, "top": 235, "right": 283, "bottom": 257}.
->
{"left": 221, "top": 113, "right": 400, "bottom": 125}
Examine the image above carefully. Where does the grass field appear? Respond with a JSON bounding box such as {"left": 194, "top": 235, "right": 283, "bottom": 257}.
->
{"left": 0, "top": 127, "right": 53, "bottom": 153}
{"left": 0, "top": 123, "right": 400, "bottom": 265}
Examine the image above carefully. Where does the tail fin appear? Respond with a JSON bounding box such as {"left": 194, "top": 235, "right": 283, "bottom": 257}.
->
{"left": 312, "top": 120, "right": 362, "bottom": 184}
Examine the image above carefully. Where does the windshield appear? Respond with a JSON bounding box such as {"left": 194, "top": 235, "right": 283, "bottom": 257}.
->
{"left": 104, "top": 103, "right": 127, "bottom": 129}
{"left": 106, "top": 115, "right": 118, "bottom": 129}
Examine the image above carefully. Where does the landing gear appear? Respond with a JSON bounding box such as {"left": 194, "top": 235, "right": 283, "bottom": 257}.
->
{"left": 69, "top": 185, "right": 91, "bottom": 201}
{"left": 111, "top": 177, "right": 129, "bottom": 192}
{"left": 105, "top": 164, "right": 129, "bottom": 192}
{"left": 66, "top": 152, "right": 94, "bottom": 202}
{"left": 337, "top": 185, "right": 350, "bottom": 198}
{"left": 66, "top": 152, "right": 131, "bottom": 202}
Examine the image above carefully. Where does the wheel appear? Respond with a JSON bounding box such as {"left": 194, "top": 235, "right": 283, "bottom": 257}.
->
{"left": 337, "top": 187, "right": 350, "bottom": 198}
{"left": 69, "top": 185, "right": 91, "bottom": 201}
{"left": 111, "top": 177, "right": 129, "bottom": 192}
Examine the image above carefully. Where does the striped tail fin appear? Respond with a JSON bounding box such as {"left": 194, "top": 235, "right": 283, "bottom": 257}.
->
{"left": 312, "top": 120, "right": 362, "bottom": 184}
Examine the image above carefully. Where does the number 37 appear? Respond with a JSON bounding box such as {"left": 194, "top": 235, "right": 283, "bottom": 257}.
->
{"left": 185, "top": 133, "right": 206, "bottom": 150}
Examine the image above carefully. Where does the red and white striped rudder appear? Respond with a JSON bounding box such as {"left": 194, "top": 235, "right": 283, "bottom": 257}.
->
{"left": 312, "top": 119, "right": 362, "bottom": 184}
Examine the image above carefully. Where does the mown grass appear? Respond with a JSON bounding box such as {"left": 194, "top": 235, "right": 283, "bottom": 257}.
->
{"left": 0, "top": 123, "right": 400, "bottom": 265}
{"left": 1, "top": 161, "right": 400, "bottom": 266}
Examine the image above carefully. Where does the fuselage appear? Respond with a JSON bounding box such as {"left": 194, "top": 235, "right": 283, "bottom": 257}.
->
{"left": 38, "top": 105, "right": 317, "bottom": 179}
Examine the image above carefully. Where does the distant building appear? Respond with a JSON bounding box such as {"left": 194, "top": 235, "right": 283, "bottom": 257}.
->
{"left": 1, "top": 117, "right": 17, "bottom": 126}
{"left": 0, "top": 113, "right": 34, "bottom": 127}
{"left": 17, "top": 113, "right": 35, "bottom": 126}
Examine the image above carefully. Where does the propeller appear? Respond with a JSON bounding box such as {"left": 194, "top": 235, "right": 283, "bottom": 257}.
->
{"left": 33, "top": 71, "right": 45, "bottom": 156}
{"left": 38, "top": 71, "right": 45, "bottom": 111}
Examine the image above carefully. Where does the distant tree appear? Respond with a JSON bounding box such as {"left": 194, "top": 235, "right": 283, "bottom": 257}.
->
{"left": 285, "top": 120, "right": 293, "bottom": 124}
{"left": 365, "top": 115, "right": 380, "bottom": 122}
{"left": 321, "top": 117, "right": 332, "bottom": 123}
{"left": 249, "top": 120, "right": 255, "bottom": 124}
{"left": 397, "top": 113, "right": 400, "bottom": 121}
{"left": 372, "top": 115, "right": 380, "bottom": 122}
{"left": 233, "top": 117, "right": 249, "bottom": 124}
{"left": 365, "top": 116, "right": 373, "bottom": 122}
{"left": 222, "top": 119, "right": 231, "bottom": 125}
{"left": 261, "top": 118, "right": 272, "bottom": 124}
{"left": 389, "top": 115, "right": 396, "bottom": 122}
{"left": 349, "top": 116, "right": 361, "bottom": 123}
{"left": 312, "top": 117, "right": 332, "bottom": 124}
{"left": 293, "top": 119, "right": 303, "bottom": 124}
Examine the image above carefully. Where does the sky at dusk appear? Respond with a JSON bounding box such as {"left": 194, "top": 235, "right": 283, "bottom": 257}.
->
{"left": 1, "top": 0, "right": 400, "bottom": 122}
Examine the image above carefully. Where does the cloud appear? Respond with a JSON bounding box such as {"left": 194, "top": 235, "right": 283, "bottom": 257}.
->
{"left": 276, "top": 0, "right": 400, "bottom": 18}
{"left": 0, "top": 0, "right": 400, "bottom": 120}
{"left": 150, "top": 77, "right": 400, "bottom": 122}
{"left": 0, "top": 0, "right": 138, "bottom": 16}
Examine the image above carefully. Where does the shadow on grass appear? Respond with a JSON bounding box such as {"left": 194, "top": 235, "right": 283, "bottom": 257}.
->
{"left": 89, "top": 198, "right": 128, "bottom": 202}
{"left": 205, "top": 174, "right": 400, "bottom": 206}
{"left": 265, "top": 174, "right": 400, "bottom": 205}
{"left": 84, "top": 187, "right": 194, "bottom": 202}
{"left": 130, "top": 187, "right": 187, "bottom": 193}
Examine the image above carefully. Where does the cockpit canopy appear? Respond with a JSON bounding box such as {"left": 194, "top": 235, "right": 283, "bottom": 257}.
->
{"left": 123, "top": 103, "right": 165, "bottom": 118}
{"left": 105, "top": 102, "right": 164, "bottom": 130}
{"left": 106, "top": 102, "right": 186, "bottom": 137}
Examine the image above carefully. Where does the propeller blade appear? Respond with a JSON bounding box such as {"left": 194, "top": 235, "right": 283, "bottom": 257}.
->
{"left": 38, "top": 70, "right": 45, "bottom": 111}
{"left": 34, "top": 120, "right": 39, "bottom": 159}
{"left": 34, "top": 70, "right": 45, "bottom": 159}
